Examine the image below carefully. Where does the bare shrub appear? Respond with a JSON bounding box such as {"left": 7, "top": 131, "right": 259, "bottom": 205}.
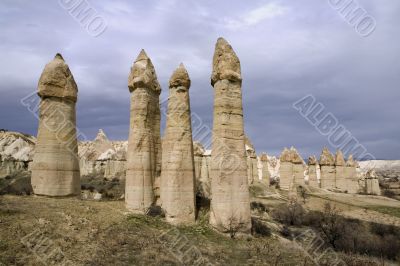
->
{"left": 297, "top": 185, "right": 308, "bottom": 204}
{"left": 250, "top": 201, "right": 268, "bottom": 213}
{"left": 145, "top": 205, "right": 165, "bottom": 218}
{"left": 271, "top": 199, "right": 305, "bottom": 226}
{"left": 251, "top": 217, "right": 271, "bottom": 237}
{"left": 315, "top": 203, "right": 345, "bottom": 249}
{"left": 280, "top": 225, "right": 292, "bottom": 239}
{"left": 382, "top": 189, "right": 396, "bottom": 199}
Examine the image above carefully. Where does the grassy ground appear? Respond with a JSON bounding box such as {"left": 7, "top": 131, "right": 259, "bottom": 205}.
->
{"left": 0, "top": 182, "right": 396, "bottom": 265}
{"left": 0, "top": 195, "right": 312, "bottom": 266}
{"left": 367, "top": 205, "right": 400, "bottom": 218}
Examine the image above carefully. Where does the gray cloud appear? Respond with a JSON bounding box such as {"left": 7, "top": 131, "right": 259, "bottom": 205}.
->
{"left": 0, "top": 0, "right": 399, "bottom": 160}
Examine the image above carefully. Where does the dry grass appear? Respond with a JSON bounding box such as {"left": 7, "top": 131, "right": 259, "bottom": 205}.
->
{"left": 0, "top": 195, "right": 311, "bottom": 266}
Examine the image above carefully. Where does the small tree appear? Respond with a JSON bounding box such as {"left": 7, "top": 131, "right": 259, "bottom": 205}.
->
{"left": 317, "top": 203, "right": 344, "bottom": 248}
{"left": 272, "top": 199, "right": 305, "bottom": 226}
{"left": 297, "top": 186, "right": 308, "bottom": 204}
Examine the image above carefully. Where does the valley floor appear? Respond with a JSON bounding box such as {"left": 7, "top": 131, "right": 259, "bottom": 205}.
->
{"left": 0, "top": 195, "right": 308, "bottom": 265}
{"left": 1, "top": 189, "right": 399, "bottom": 265}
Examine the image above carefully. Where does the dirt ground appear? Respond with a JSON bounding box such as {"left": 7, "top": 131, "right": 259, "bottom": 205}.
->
{"left": 0, "top": 195, "right": 311, "bottom": 266}
{"left": 305, "top": 190, "right": 400, "bottom": 226}
{"left": 1, "top": 184, "right": 398, "bottom": 265}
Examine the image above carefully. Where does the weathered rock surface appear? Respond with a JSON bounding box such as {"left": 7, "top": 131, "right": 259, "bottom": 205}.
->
{"left": 319, "top": 148, "right": 336, "bottom": 190}
{"left": 160, "top": 64, "right": 196, "bottom": 224}
{"left": 125, "top": 50, "right": 161, "bottom": 212}
{"left": 364, "top": 170, "right": 381, "bottom": 195}
{"left": 307, "top": 155, "right": 319, "bottom": 187}
{"left": 209, "top": 38, "right": 251, "bottom": 234}
{"left": 259, "top": 153, "right": 271, "bottom": 182}
{"left": 360, "top": 160, "right": 400, "bottom": 197}
{"left": 344, "top": 155, "right": 359, "bottom": 193}
{"left": 31, "top": 54, "right": 80, "bottom": 196}
{"left": 79, "top": 130, "right": 127, "bottom": 179}
{"left": 335, "top": 150, "right": 346, "bottom": 191}
{"left": 279, "top": 147, "right": 304, "bottom": 189}
{"left": 0, "top": 130, "right": 35, "bottom": 178}
{"left": 245, "top": 137, "right": 258, "bottom": 184}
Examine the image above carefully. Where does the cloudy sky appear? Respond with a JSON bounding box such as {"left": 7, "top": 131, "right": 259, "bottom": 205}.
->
{"left": 0, "top": 0, "right": 399, "bottom": 159}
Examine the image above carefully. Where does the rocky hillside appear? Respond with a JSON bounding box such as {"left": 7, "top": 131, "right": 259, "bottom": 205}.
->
{"left": 360, "top": 160, "right": 400, "bottom": 198}
{"left": 0, "top": 130, "right": 35, "bottom": 178}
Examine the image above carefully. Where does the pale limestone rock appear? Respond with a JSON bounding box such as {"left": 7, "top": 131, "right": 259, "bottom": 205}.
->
{"left": 199, "top": 152, "right": 211, "bottom": 198}
{"left": 193, "top": 141, "right": 210, "bottom": 198}
{"left": 280, "top": 148, "right": 291, "bottom": 163}
{"left": 346, "top": 154, "right": 357, "bottom": 167}
{"left": 279, "top": 148, "right": 293, "bottom": 189}
{"left": 245, "top": 139, "right": 258, "bottom": 184}
{"left": 291, "top": 147, "right": 305, "bottom": 185}
{"left": 209, "top": 38, "right": 251, "bottom": 233}
{"left": 259, "top": 153, "right": 271, "bottom": 182}
{"left": 320, "top": 147, "right": 335, "bottom": 166}
{"left": 279, "top": 147, "right": 304, "bottom": 188}
{"left": 94, "top": 129, "right": 113, "bottom": 156}
{"left": 193, "top": 141, "right": 205, "bottom": 182}
{"left": 126, "top": 50, "right": 161, "bottom": 212}
{"left": 344, "top": 155, "right": 359, "bottom": 193}
{"left": 160, "top": 64, "right": 196, "bottom": 224}
{"left": 78, "top": 131, "right": 126, "bottom": 180}
{"left": 307, "top": 156, "right": 319, "bottom": 187}
{"left": 319, "top": 148, "right": 335, "bottom": 190}
{"left": 364, "top": 170, "right": 381, "bottom": 195}
{"left": 31, "top": 54, "right": 80, "bottom": 196}
{"left": 335, "top": 150, "right": 346, "bottom": 191}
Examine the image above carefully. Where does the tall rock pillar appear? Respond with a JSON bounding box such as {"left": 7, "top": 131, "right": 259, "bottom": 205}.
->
{"left": 345, "top": 155, "right": 359, "bottom": 193}
{"left": 126, "top": 50, "right": 161, "bottom": 212}
{"left": 279, "top": 148, "right": 293, "bottom": 189}
{"left": 209, "top": 38, "right": 251, "bottom": 233}
{"left": 160, "top": 64, "right": 196, "bottom": 224}
{"left": 307, "top": 156, "right": 319, "bottom": 188}
{"left": 319, "top": 147, "right": 336, "bottom": 190}
{"left": 260, "top": 153, "right": 271, "bottom": 182}
{"left": 291, "top": 147, "right": 305, "bottom": 186}
{"left": 31, "top": 54, "right": 80, "bottom": 196}
{"left": 335, "top": 150, "right": 346, "bottom": 191}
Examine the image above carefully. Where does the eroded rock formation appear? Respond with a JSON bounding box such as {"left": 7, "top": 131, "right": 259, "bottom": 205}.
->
{"left": 319, "top": 147, "right": 336, "bottom": 190}
{"left": 125, "top": 50, "right": 161, "bottom": 212}
{"left": 335, "top": 150, "right": 346, "bottom": 190}
{"left": 279, "top": 148, "right": 293, "bottom": 189}
{"left": 307, "top": 155, "right": 319, "bottom": 187}
{"left": 209, "top": 38, "right": 251, "bottom": 233}
{"left": 279, "top": 147, "right": 304, "bottom": 189}
{"left": 364, "top": 170, "right": 381, "bottom": 195}
{"left": 259, "top": 153, "right": 271, "bottom": 182}
{"left": 0, "top": 130, "right": 35, "bottom": 178}
{"left": 31, "top": 54, "right": 80, "bottom": 196}
{"left": 292, "top": 147, "right": 305, "bottom": 186}
{"left": 245, "top": 136, "right": 258, "bottom": 184}
{"left": 345, "top": 155, "right": 359, "bottom": 193}
{"left": 160, "top": 64, "right": 196, "bottom": 224}
{"left": 79, "top": 129, "right": 126, "bottom": 179}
